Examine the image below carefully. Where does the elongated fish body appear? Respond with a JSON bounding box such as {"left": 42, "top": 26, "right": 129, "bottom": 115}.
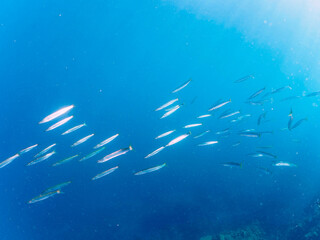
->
{"left": 208, "top": 99, "right": 231, "bottom": 111}
{"left": 134, "top": 163, "right": 166, "bottom": 176}
{"left": 155, "top": 99, "right": 178, "bottom": 111}
{"left": 273, "top": 162, "right": 297, "bottom": 167}
{"left": 220, "top": 162, "right": 242, "bottom": 168}
{"left": 46, "top": 116, "right": 73, "bottom": 132}
{"left": 271, "top": 85, "right": 292, "bottom": 94}
{"left": 160, "top": 105, "right": 180, "bottom": 119}
{"left": 28, "top": 189, "right": 61, "bottom": 204}
{"left": 172, "top": 79, "right": 192, "bottom": 93}
{"left": 93, "top": 134, "right": 119, "bottom": 149}
{"left": 194, "top": 130, "right": 210, "bottom": 139}
{"left": 239, "top": 132, "right": 260, "bottom": 138}
{"left": 34, "top": 144, "right": 56, "bottom": 158}
{"left": 155, "top": 130, "right": 175, "bottom": 139}
{"left": 39, "top": 105, "right": 74, "bottom": 124}
{"left": 306, "top": 91, "right": 320, "bottom": 97}
{"left": 256, "top": 146, "right": 273, "bottom": 149}
{"left": 291, "top": 118, "right": 307, "bottom": 130}
{"left": 232, "top": 142, "right": 241, "bottom": 147}
{"left": 28, "top": 151, "right": 56, "bottom": 166}
{"left": 246, "top": 100, "right": 267, "bottom": 106}
{"left": 288, "top": 109, "right": 293, "bottom": 131}
{"left": 71, "top": 134, "right": 94, "bottom": 147}
{"left": 198, "top": 141, "right": 218, "bottom": 146}
{"left": 197, "top": 114, "right": 211, "bottom": 119}
{"left": 219, "top": 111, "right": 240, "bottom": 119}
{"left": 166, "top": 132, "right": 190, "bottom": 147}
{"left": 0, "top": 154, "right": 20, "bottom": 169}
{"left": 19, "top": 144, "right": 38, "bottom": 155}
{"left": 52, "top": 154, "right": 78, "bottom": 167}
{"left": 98, "top": 146, "right": 133, "bottom": 163}
{"left": 61, "top": 123, "right": 86, "bottom": 135}
{"left": 257, "top": 151, "right": 277, "bottom": 159}
{"left": 145, "top": 146, "right": 165, "bottom": 159}
{"left": 79, "top": 147, "right": 106, "bottom": 162}
{"left": 183, "top": 123, "right": 202, "bottom": 128}
{"left": 257, "top": 112, "right": 267, "bottom": 125}
{"left": 248, "top": 87, "right": 266, "bottom": 100}
{"left": 234, "top": 75, "right": 254, "bottom": 83}
{"left": 281, "top": 96, "right": 301, "bottom": 102}
{"left": 92, "top": 166, "right": 119, "bottom": 180}
{"left": 43, "top": 181, "right": 71, "bottom": 193}
{"left": 216, "top": 128, "right": 230, "bottom": 135}
{"left": 247, "top": 153, "right": 264, "bottom": 158}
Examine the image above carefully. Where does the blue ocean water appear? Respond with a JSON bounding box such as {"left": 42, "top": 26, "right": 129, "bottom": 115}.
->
{"left": 1, "top": 0, "right": 320, "bottom": 239}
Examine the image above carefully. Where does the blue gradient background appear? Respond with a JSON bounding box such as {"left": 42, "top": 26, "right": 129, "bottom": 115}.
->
{"left": 1, "top": 0, "right": 319, "bottom": 239}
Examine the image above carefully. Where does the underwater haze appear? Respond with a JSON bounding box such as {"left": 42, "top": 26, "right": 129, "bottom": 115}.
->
{"left": 1, "top": 0, "right": 320, "bottom": 239}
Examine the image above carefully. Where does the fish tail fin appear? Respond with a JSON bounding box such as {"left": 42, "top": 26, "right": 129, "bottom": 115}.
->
{"left": 129, "top": 145, "right": 133, "bottom": 151}
{"left": 188, "top": 131, "right": 192, "bottom": 135}
{"left": 289, "top": 108, "right": 293, "bottom": 117}
{"left": 240, "top": 163, "right": 243, "bottom": 168}
{"left": 229, "top": 98, "right": 232, "bottom": 103}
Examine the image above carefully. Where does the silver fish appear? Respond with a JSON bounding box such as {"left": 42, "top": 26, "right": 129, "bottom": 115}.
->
{"left": 155, "top": 99, "right": 179, "bottom": 111}
{"left": 93, "top": 134, "right": 119, "bottom": 149}
{"left": 166, "top": 132, "right": 190, "bottom": 147}
{"left": 239, "top": 132, "right": 260, "bottom": 138}
{"left": 257, "top": 112, "right": 267, "bottom": 125}
{"left": 198, "top": 141, "right": 218, "bottom": 146}
{"left": 134, "top": 163, "right": 166, "bottom": 176}
{"left": 197, "top": 114, "right": 211, "bottom": 119}
{"left": 194, "top": 130, "right": 210, "bottom": 139}
{"left": 92, "top": 166, "right": 119, "bottom": 180}
{"left": 234, "top": 75, "right": 254, "bottom": 83}
{"left": 155, "top": 130, "right": 176, "bottom": 139}
{"left": 71, "top": 134, "right": 94, "bottom": 147}
{"left": 291, "top": 118, "right": 307, "bottom": 130}
{"left": 61, "top": 123, "right": 86, "bottom": 135}
{"left": 46, "top": 116, "right": 73, "bottom": 132}
{"left": 27, "top": 151, "right": 56, "bottom": 166}
{"left": 98, "top": 146, "right": 133, "bottom": 163}
{"left": 256, "top": 151, "right": 277, "bottom": 159}
{"left": 39, "top": 105, "right": 74, "bottom": 124}
{"left": 172, "top": 79, "right": 192, "bottom": 93}
{"left": 160, "top": 104, "right": 181, "bottom": 119}
{"left": 145, "top": 146, "right": 165, "bottom": 159}
{"left": 220, "top": 162, "right": 242, "bottom": 168}
{"left": 232, "top": 142, "right": 241, "bottom": 147}
{"left": 306, "top": 91, "right": 320, "bottom": 97}
{"left": 248, "top": 87, "right": 266, "bottom": 100}
{"left": 0, "top": 154, "right": 20, "bottom": 169}
{"left": 28, "top": 189, "right": 61, "bottom": 204}
{"left": 19, "top": 144, "right": 38, "bottom": 155}
{"left": 34, "top": 143, "right": 56, "bottom": 158}
{"left": 216, "top": 128, "right": 230, "bottom": 135}
{"left": 272, "top": 162, "right": 297, "bottom": 167}
{"left": 43, "top": 181, "right": 72, "bottom": 193}
{"left": 280, "top": 96, "right": 302, "bottom": 102}
{"left": 247, "top": 153, "right": 264, "bottom": 158}
{"left": 219, "top": 110, "right": 240, "bottom": 119}
{"left": 271, "top": 85, "right": 292, "bottom": 94}
{"left": 183, "top": 123, "right": 202, "bottom": 128}
{"left": 208, "top": 99, "right": 231, "bottom": 111}
{"left": 52, "top": 154, "right": 78, "bottom": 167}
{"left": 79, "top": 147, "right": 106, "bottom": 162}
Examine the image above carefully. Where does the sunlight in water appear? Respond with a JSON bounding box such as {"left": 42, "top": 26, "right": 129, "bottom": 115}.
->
{"left": 170, "top": 0, "right": 320, "bottom": 85}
